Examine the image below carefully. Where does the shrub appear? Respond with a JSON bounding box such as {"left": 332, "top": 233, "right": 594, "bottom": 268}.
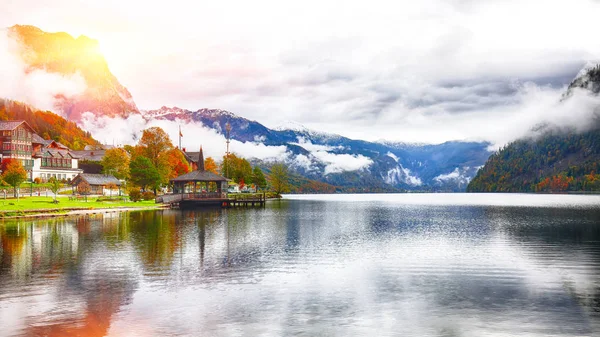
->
{"left": 141, "top": 191, "right": 155, "bottom": 201}
{"left": 33, "top": 177, "right": 42, "bottom": 184}
{"left": 128, "top": 188, "right": 142, "bottom": 202}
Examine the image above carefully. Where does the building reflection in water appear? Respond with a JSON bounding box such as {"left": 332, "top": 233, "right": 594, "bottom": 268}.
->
{"left": 0, "top": 199, "right": 599, "bottom": 336}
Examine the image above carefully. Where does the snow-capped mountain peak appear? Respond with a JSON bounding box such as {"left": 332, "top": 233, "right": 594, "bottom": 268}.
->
{"left": 274, "top": 120, "right": 310, "bottom": 132}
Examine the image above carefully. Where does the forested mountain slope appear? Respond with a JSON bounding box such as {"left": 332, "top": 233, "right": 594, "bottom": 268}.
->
{"left": 0, "top": 99, "right": 98, "bottom": 150}
{"left": 468, "top": 65, "right": 600, "bottom": 193}
{"left": 467, "top": 128, "right": 600, "bottom": 192}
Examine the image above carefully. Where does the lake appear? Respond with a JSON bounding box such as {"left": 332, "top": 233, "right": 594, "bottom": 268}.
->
{"left": 1, "top": 193, "right": 599, "bottom": 336}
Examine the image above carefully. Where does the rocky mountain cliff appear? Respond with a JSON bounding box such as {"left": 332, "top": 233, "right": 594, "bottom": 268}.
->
{"left": 8, "top": 25, "right": 139, "bottom": 121}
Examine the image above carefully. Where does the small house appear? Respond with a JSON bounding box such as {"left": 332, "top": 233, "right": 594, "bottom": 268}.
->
{"left": 227, "top": 180, "right": 240, "bottom": 193}
{"left": 71, "top": 173, "right": 121, "bottom": 195}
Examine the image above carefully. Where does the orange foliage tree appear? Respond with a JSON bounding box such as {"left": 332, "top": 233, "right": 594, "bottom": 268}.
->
{"left": 165, "top": 148, "right": 191, "bottom": 179}
{"left": 1, "top": 159, "right": 28, "bottom": 198}
{"left": 204, "top": 157, "right": 218, "bottom": 174}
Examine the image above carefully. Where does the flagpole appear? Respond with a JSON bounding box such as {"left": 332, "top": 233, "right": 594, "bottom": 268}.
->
{"left": 179, "top": 125, "right": 182, "bottom": 150}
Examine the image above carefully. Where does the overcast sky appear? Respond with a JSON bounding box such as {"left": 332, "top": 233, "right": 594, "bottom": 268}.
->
{"left": 3, "top": 0, "right": 600, "bottom": 144}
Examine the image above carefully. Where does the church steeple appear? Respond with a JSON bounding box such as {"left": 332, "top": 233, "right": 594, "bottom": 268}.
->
{"left": 197, "top": 146, "right": 205, "bottom": 171}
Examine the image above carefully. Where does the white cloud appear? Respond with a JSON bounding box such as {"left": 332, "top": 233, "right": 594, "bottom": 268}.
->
{"left": 291, "top": 137, "right": 371, "bottom": 174}
{"left": 434, "top": 168, "right": 463, "bottom": 182}
{"left": 291, "top": 136, "right": 343, "bottom": 152}
{"left": 292, "top": 154, "right": 313, "bottom": 172}
{"left": 384, "top": 153, "right": 422, "bottom": 186}
{"left": 312, "top": 152, "right": 373, "bottom": 175}
{"left": 2, "top": 0, "right": 600, "bottom": 145}
{"left": 401, "top": 167, "right": 422, "bottom": 186}
{"left": 434, "top": 167, "right": 472, "bottom": 187}
{"left": 80, "top": 114, "right": 289, "bottom": 161}
{"left": 0, "top": 29, "right": 87, "bottom": 111}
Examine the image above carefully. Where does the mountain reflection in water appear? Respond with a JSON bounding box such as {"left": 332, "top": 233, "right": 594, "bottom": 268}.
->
{"left": 1, "top": 194, "right": 599, "bottom": 337}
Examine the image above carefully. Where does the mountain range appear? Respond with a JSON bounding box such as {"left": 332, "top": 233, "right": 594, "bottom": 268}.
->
{"left": 143, "top": 106, "right": 492, "bottom": 191}
{"left": 1, "top": 25, "right": 502, "bottom": 191}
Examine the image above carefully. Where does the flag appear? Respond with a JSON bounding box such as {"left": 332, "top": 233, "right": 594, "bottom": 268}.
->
{"left": 179, "top": 126, "right": 183, "bottom": 137}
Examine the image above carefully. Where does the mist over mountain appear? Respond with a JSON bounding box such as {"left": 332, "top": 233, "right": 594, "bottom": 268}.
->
{"left": 0, "top": 99, "right": 98, "bottom": 150}
{"left": 144, "top": 106, "right": 492, "bottom": 191}
{"left": 7, "top": 25, "right": 139, "bottom": 121}
{"left": 0, "top": 24, "right": 501, "bottom": 191}
{"left": 469, "top": 65, "right": 600, "bottom": 193}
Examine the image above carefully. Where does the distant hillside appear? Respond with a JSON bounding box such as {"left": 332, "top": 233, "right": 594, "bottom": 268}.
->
{"left": 468, "top": 65, "right": 600, "bottom": 193}
{"left": 0, "top": 99, "right": 98, "bottom": 150}
{"left": 145, "top": 106, "right": 492, "bottom": 192}
{"left": 467, "top": 128, "right": 600, "bottom": 192}
{"left": 8, "top": 25, "right": 139, "bottom": 121}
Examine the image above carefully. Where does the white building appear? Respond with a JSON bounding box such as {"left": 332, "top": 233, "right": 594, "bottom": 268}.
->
{"left": 31, "top": 135, "right": 83, "bottom": 181}
{"left": 0, "top": 121, "right": 82, "bottom": 181}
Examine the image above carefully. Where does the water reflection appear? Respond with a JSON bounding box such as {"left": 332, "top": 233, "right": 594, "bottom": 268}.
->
{"left": 0, "top": 194, "right": 599, "bottom": 336}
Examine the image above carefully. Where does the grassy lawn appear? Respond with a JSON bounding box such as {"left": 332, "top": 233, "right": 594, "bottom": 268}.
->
{"left": 0, "top": 196, "right": 157, "bottom": 213}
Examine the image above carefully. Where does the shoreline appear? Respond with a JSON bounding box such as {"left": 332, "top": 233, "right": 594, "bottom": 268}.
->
{"left": 0, "top": 205, "right": 168, "bottom": 220}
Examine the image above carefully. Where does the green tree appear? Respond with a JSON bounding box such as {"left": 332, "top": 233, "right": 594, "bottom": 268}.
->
{"left": 234, "top": 158, "right": 253, "bottom": 185}
{"left": 139, "top": 127, "right": 174, "bottom": 166}
{"left": 101, "top": 148, "right": 130, "bottom": 180}
{"left": 0, "top": 178, "right": 9, "bottom": 199}
{"left": 129, "top": 156, "right": 161, "bottom": 192}
{"left": 48, "top": 177, "right": 62, "bottom": 202}
{"left": 252, "top": 166, "right": 267, "bottom": 190}
{"left": 1, "top": 159, "right": 28, "bottom": 198}
{"left": 220, "top": 153, "right": 252, "bottom": 183}
{"left": 137, "top": 127, "right": 175, "bottom": 189}
{"left": 269, "top": 163, "right": 290, "bottom": 195}
{"left": 221, "top": 154, "right": 234, "bottom": 179}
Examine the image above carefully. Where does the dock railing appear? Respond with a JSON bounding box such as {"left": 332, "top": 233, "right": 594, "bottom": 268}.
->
{"left": 156, "top": 192, "right": 227, "bottom": 204}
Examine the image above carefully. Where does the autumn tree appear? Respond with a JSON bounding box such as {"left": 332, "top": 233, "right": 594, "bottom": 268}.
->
{"left": 252, "top": 166, "right": 267, "bottom": 190}
{"left": 129, "top": 156, "right": 161, "bottom": 193}
{"left": 165, "top": 148, "right": 191, "bottom": 179}
{"left": 1, "top": 159, "right": 28, "bottom": 198}
{"left": 48, "top": 177, "right": 62, "bottom": 202}
{"left": 101, "top": 148, "right": 130, "bottom": 180}
{"left": 205, "top": 157, "right": 218, "bottom": 174}
{"left": 77, "top": 180, "right": 91, "bottom": 202}
{"left": 139, "top": 127, "right": 174, "bottom": 166}
{"left": 135, "top": 127, "right": 176, "bottom": 189}
{"left": 269, "top": 163, "right": 290, "bottom": 196}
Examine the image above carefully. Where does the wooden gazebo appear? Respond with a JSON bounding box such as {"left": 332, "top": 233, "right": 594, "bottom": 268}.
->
{"left": 167, "top": 147, "right": 228, "bottom": 207}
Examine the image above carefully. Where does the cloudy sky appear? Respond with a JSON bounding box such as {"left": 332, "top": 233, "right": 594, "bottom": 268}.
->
{"left": 3, "top": 0, "right": 600, "bottom": 144}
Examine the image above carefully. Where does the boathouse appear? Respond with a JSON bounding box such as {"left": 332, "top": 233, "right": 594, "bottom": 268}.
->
{"left": 167, "top": 147, "right": 228, "bottom": 207}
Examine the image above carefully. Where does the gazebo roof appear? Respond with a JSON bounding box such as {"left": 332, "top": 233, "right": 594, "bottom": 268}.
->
{"left": 171, "top": 170, "right": 228, "bottom": 182}
{"left": 170, "top": 146, "right": 227, "bottom": 182}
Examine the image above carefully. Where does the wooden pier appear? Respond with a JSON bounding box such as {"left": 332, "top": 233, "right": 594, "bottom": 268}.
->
{"left": 156, "top": 192, "right": 266, "bottom": 209}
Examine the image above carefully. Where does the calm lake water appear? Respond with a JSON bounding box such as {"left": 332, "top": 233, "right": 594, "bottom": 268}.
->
{"left": 1, "top": 193, "right": 600, "bottom": 336}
